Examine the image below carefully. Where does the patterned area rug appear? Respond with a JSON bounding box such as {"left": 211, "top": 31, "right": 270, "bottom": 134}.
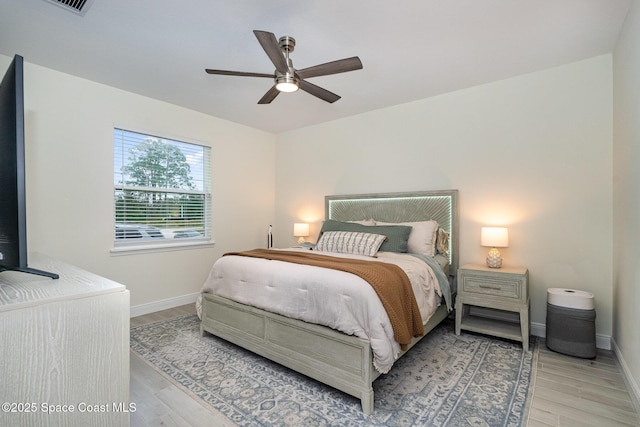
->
{"left": 130, "top": 315, "right": 537, "bottom": 426}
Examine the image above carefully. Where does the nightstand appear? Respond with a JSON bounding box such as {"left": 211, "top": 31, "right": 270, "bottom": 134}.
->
{"left": 455, "top": 263, "right": 530, "bottom": 350}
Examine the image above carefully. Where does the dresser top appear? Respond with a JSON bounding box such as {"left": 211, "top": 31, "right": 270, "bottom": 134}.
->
{"left": 0, "top": 254, "right": 126, "bottom": 312}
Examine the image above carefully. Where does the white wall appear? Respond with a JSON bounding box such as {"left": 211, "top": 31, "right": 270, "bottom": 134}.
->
{"left": 275, "top": 55, "right": 613, "bottom": 337}
{"left": 0, "top": 54, "right": 276, "bottom": 308}
{"left": 613, "top": 0, "right": 640, "bottom": 404}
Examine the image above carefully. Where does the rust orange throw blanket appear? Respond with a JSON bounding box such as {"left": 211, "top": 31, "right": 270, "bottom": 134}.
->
{"left": 224, "top": 249, "right": 424, "bottom": 349}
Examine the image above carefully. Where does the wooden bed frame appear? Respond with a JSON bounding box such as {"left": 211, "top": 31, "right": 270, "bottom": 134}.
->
{"left": 200, "top": 190, "right": 459, "bottom": 414}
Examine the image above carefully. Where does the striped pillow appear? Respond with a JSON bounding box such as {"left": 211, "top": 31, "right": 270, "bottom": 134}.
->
{"left": 315, "top": 231, "right": 386, "bottom": 257}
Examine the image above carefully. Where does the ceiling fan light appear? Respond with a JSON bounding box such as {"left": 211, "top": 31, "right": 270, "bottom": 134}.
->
{"left": 275, "top": 74, "right": 299, "bottom": 92}
{"left": 276, "top": 82, "right": 298, "bottom": 92}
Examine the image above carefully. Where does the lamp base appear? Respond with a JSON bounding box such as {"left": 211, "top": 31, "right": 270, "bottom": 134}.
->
{"left": 486, "top": 247, "right": 503, "bottom": 268}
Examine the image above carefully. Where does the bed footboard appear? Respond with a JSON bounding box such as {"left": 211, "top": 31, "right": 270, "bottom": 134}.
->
{"left": 200, "top": 293, "right": 449, "bottom": 414}
{"left": 200, "top": 293, "right": 377, "bottom": 413}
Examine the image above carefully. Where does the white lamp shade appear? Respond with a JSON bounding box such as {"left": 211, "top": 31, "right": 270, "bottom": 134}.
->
{"left": 293, "top": 223, "right": 309, "bottom": 237}
{"left": 480, "top": 227, "right": 509, "bottom": 248}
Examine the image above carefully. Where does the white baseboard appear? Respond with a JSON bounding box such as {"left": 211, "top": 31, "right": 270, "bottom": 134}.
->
{"left": 530, "top": 321, "right": 611, "bottom": 350}
{"left": 611, "top": 337, "right": 640, "bottom": 416}
{"left": 130, "top": 292, "right": 199, "bottom": 318}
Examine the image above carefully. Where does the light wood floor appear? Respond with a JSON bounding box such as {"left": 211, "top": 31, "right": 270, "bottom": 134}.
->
{"left": 130, "top": 305, "right": 640, "bottom": 427}
{"left": 528, "top": 344, "right": 640, "bottom": 426}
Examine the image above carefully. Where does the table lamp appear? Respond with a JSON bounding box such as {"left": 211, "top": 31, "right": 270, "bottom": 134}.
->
{"left": 481, "top": 227, "right": 509, "bottom": 268}
{"left": 293, "top": 223, "right": 310, "bottom": 244}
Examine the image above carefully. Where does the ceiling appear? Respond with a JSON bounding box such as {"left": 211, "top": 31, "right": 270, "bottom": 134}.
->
{"left": 0, "top": 1, "right": 631, "bottom": 134}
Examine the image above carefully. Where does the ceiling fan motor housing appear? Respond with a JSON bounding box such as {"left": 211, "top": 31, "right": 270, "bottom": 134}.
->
{"left": 275, "top": 71, "right": 299, "bottom": 92}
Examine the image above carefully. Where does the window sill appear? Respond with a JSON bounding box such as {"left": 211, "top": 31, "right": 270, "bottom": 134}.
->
{"left": 110, "top": 239, "right": 215, "bottom": 256}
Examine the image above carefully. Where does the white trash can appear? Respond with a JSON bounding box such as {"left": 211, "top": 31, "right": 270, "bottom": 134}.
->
{"left": 546, "top": 288, "right": 596, "bottom": 359}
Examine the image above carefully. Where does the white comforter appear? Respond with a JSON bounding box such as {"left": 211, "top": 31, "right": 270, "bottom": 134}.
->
{"left": 197, "top": 248, "right": 443, "bottom": 373}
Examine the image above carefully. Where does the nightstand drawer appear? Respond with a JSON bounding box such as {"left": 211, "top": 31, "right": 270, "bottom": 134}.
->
{"left": 460, "top": 275, "right": 522, "bottom": 299}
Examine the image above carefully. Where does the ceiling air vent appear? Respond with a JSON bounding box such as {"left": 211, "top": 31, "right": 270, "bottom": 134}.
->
{"left": 43, "top": 0, "right": 96, "bottom": 16}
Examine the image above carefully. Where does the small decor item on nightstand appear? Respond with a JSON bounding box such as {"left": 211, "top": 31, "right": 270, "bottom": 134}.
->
{"left": 481, "top": 227, "right": 508, "bottom": 268}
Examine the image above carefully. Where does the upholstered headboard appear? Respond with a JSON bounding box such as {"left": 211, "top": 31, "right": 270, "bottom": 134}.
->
{"left": 325, "top": 190, "right": 459, "bottom": 275}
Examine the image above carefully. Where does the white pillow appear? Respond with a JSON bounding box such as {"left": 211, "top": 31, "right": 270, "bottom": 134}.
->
{"left": 376, "top": 220, "right": 439, "bottom": 256}
{"left": 315, "top": 231, "right": 386, "bottom": 257}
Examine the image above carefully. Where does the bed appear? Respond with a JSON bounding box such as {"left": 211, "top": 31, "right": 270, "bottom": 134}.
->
{"left": 198, "top": 190, "right": 459, "bottom": 414}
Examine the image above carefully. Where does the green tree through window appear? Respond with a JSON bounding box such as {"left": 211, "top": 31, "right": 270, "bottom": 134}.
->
{"left": 124, "top": 139, "right": 195, "bottom": 190}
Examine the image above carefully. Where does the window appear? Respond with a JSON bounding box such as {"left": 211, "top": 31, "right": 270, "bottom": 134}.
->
{"left": 113, "top": 128, "right": 212, "bottom": 249}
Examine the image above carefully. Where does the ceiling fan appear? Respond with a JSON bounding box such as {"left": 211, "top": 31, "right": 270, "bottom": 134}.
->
{"left": 205, "top": 30, "right": 363, "bottom": 104}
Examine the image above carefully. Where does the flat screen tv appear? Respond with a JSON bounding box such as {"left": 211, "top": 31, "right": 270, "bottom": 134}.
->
{"left": 0, "top": 54, "right": 58, "bottom": 279}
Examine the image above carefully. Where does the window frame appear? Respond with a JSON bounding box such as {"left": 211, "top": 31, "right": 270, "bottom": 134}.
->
{"left": 111, "top": 126, "right": 214, "bottom": 255}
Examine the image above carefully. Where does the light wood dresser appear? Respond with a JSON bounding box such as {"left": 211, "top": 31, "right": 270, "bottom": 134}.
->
{"left": 0, "top": 254, "right": 130, "bottom": 426}
{"left": 455, "top": 263, "right": 530, "bottom": 350}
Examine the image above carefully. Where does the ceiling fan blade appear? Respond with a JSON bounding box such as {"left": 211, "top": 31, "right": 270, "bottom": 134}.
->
{"left": 258, "top": 85, "right": 280, "bottom": 104}
{"left": 253, "top": 30, "right": 289, "bottom": 74}
{"left": 205, "top": 69, "right": 274, "bottom": 78}
{"left": 296, "top": 56, "right": 363, "bottom": 79}
{"left": 299, "top": 80, "right": 341, "bottom": 103}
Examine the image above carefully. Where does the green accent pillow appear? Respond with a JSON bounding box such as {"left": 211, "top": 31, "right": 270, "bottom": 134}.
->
{"left": 318, "top": 220, "right": 412, "bottom": 253}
